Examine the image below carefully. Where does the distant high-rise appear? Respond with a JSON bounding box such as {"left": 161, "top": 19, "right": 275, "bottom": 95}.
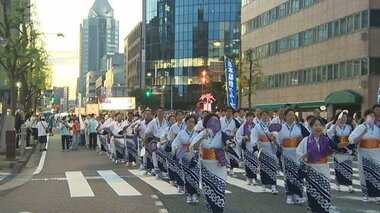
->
{"left": 78, "top": 0, "right": 119, "bottom": 97}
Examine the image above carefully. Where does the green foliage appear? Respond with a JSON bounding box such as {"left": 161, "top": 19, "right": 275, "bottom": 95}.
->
{"left": 0, "top": 0, "right": 52, "bottom": 113}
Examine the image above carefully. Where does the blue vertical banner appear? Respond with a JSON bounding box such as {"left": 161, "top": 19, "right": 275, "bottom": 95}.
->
{"left": 377, "top": 82, "right": 380, "bottom": 104}
{"left": 225, "top": 57, "right": 238, "bottom": 111}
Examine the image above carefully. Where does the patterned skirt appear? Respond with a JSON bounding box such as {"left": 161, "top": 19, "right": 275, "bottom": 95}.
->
{"left": 225, "top": 146, "right": 240, "bottom": 169}
{"left": 333, "top": 154, "right": 353, "bottom": 186}
{"left": 114, "top": 138, "right": 126, "bottom": 160}
{"left": 283, "top": 154, "right": 303, "bottom": 196}
{"left": 259, "top": 151, "right": 277, "bottom": 185}
{"left": 125, "top": 139, "right": 138, "bottom": 163}
{"left": 306, "top": 164, "right": 330, "bottom": 213}
{"left": 167, "top": 152, "right": 183, "bottom": 184}
{"left": 243, "top": 150, "right": 259, "bottom": 179}
{"left": 358, "top": 148, "right": 380, "bottom": 198}
{"left": 181, "top": 155, "right": 227, "bottom": 213}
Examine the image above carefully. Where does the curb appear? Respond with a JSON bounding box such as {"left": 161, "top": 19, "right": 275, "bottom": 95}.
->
{"left": 0, "top": 145, "right": 37, "bottom": 185}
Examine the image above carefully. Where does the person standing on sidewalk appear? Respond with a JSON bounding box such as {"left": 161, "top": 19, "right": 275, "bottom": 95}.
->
{"left": 71, "top": 118, "right": 80, "bottom": 151}
{"left": 58, "top": 117, "right": 71, "bottom": 151}
{"left": 87, "top": 114, "right": 98, "bottom": 150}
{"left": 24, "top": 113, "right": 32, "bottom": 148}
{"left": 36, "top": 117, "right": 49, "bottom": 151}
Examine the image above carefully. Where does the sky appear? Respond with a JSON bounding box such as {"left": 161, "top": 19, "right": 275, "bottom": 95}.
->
{"left": 32, "top": 0, "right": 142, "bottom": 99}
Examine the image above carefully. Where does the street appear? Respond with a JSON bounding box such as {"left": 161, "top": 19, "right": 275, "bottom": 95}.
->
{"left": 0, "top": 133, "right": 379, "bottom": 213}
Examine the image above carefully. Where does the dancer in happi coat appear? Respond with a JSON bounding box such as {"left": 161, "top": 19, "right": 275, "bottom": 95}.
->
{"left": 124, "top": 111, "right": 139, "bottom": 166}
{"left": 172, "top": 115, "right": 199, "bottom": 204}
{"left": 145, "top": 107, "right": 169, "bottom": 179}
{"left": 159, "top": 114, "right": 177, "bottom": 182}
{"left": 326, "top": 110, "right": 356, "bottom": 193}
{"left": 135, "top": 109, "right": 154, "bottom": 171}
{"left": 109, "top": 113, "right": 127, "bottom": 163}
{"left": 220, "top": 107, "right": 240, "bottom": 177}
{"left": 251, "top": 110, "right": 279, "bottom": 194}
{"left": 190, "top": 113, "right": 227, "bottom": 213}
{"left": 166, "top": 111, "right": 186, "bottom": 190}
{"left": 235, "top": 112, "right": 258, "bottom": 185}
{"left": 276, "top": 108, "right": 304, "bottom": 204}
{"left": 297, "top": 118, "right": 333, "bottom": 213}
{"left": 349, "top": 109, "right": 380, "bottom": 204}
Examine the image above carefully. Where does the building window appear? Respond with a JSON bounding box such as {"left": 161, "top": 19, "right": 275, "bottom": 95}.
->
{"left": 369, "top": 58, "right": 380, "bottom": 74}
{"left": 346, "top": 60, "right": 353, "bottom": 78}
{"left": 347, "top": 15, "right": 354, "bottom": 33}
{"left": 362, "top": 10, "right": 369, "bottom": 28}
{"left": 334, "top": 21, "right": 340, "bottom": 37}
{"left": 353, "top": 60, "right": 360, "bottom": 76}
{"left": 361, "top": 58, "right": 368, "bottom": 75}
{"left": 327, "top": 65, "right": 333, "bottom": 80}
{"left": 353, "top": 13, "right": 361, "bottom": 30}
{"left": 340, "top": 17, "right": 347, "bottom": 35}
{"left": 333, "top": 64, "right": 340, "bottom": 80}
{"left": 339, "top": 62, "right": 346, "bottom": 79}
{"left": 302, "top": 69, "right": 307, "bottom": 84}
{"left": 317, "top": 24, "right": 327, "bottom": 42}
{"left": 327, "top": 22, "right": 334, "bottom": 39}
{"left": 321, "top": 66, "right": 327, "bottom": 81}
{"left": 370, "top": 10, "right": 380, "bottom": 27}
{"left": 298, "top": 70, "right": 303, "bottom": 84}
{"left": 291, "top": 0, "right": 300, "bottom": 13}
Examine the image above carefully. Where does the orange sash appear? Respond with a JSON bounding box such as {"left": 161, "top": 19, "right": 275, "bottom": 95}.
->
{"left": 282, "top": 138, "right": 300, "bottom": 148}
{"left": 201, "top": 149, "right": 218, "bottom": 160}
{"left": 359, "top": 139, "right": 380, "bottom": 149}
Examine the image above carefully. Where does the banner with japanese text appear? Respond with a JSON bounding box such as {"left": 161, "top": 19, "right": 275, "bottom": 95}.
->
{"left": 225, "top": 57, "right": 238, "bottom": 111}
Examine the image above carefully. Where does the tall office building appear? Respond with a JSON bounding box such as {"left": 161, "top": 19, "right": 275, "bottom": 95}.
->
{"left": 78, "top": 0, "right": 119, "bottom": 98}
{"left": 143, "top": 0, "right": 241, "bottom": 109}
{"left": 242, "top": 0, "right": 380, "bottom": 118}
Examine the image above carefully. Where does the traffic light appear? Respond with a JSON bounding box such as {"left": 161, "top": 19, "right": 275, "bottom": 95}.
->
{"left": 145, "top": 90, "right": 152, "bottom": 98}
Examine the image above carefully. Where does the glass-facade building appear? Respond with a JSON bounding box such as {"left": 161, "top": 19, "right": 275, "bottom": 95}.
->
{"left": 78, "top": 0, "right": 119, "bottom": 99}
{"left": 143, "top": 0, "right": 241, "bottom": 109}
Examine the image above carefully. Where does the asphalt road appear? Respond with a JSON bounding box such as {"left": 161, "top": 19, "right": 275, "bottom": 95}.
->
{"left": 0, "top": 133, "right": 379, "bottom": 213}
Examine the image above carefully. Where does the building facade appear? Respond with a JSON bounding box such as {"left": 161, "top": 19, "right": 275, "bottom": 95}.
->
{"left": 125, "top": 22, "right": 142, "bottom": 90}
{"left": 53, "top": 86, "right": 69, "bottom": 112}
{"left": 103, "top": 53, "right": 127, "bottom": 97}
{"left": 242, "top": 0, "right": 380, "bottom": 119}
{"left": 143, "top": 0, "right": 241, "bottom": 109}
{"left": 78, "top": 0, "right": 119, "bottom": 98}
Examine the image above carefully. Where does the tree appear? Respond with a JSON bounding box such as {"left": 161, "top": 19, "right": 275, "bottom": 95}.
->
{"left": 129, "top": 88, "right": 160, "bottom": 109}
{"left": 0, "top": 0, "right": 51, "bottom": 114}
{"left": 241, "top": 49, "right": 264, "bottom": 109}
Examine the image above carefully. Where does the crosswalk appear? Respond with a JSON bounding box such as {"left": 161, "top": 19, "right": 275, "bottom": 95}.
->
{"left": 59, "top": 166, "right": 362, "bottom": 198}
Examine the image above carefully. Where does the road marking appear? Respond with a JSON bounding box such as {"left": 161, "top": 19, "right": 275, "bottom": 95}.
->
{"left": 97, "top": 170, "right": 142, "bottom": 196}
{"left": 159, "top": 209, "right": 169, "bottom": 213}
{"left": 154, "top": 201, "right": 164, "bottom": 206}
{"left": 33, "top": 140, "right": 49, "bottom": 175}
{"left": 129, "top": 169, "right": 182, "bottom": 195}
{"left": 65, "top": 171, "right": 94, "bottom": 197}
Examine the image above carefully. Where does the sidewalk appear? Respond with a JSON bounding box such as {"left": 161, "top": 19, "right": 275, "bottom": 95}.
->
{"left": 0, "top": 146, "right": 36, "bottom": 185}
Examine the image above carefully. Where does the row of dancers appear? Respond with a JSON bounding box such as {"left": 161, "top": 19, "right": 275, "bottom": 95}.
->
{"left": 93, "top": 106, "right": 380, "bottom": 212}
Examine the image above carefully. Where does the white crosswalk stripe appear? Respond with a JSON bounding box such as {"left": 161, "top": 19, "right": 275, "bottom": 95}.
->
{"left": 62, "top": 167, "right": 363, "bottom": 198}
{"left": 129, "top": 169, "right": 182, "bottom": 195}
{"left": 65, "top": 171, "right": 95, "bottom": 198}
{"left": 97, "top": 170, "right": 142, "bottom": 196}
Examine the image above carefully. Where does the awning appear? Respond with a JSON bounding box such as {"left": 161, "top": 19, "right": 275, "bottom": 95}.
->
{"left": 254, "top": 101, "right": 324, "bottom": 111}
{"left": 295, "top": 101, "right": 325, "bottom": 109}
{"left": 325, "top": 90, "right": 362, "bottom": 104}
{"left": 253, "top": 103, "right": 296, "bottom": 111}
